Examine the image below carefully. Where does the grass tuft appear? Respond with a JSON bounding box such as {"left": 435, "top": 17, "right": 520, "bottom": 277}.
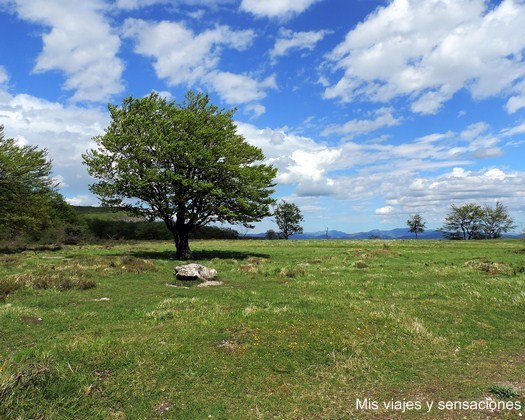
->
{"left": 1, "top": 269, "right": 95, "bottom": 299}
{"left": 464, "top": 258, "right": 513, "bottom": 275}
{"left": 278, "top": 265, "right": 306, "bottom": 278}
{"left": 488, "top": 384, "right": 520, "bottom": 399}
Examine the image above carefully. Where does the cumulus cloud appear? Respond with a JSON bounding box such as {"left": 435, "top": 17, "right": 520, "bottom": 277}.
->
{"left": 123, "top": 19, "right": 254, "bottom": 85}
{"left": 237, "top": 117, "right": 525, "bottom": 222}
{"left": 114, "top": 0, "right": 235, "bottom": 10}
{"left": 9, "top": 0, "right": 124, "bottom": 102}
{"left": 324, "top": 0, "right": 525, "bottom": 114}
{"left": 236, "top": 122, "right": 338, "bottom": 196}
{"left": 385, "top": 167, "right": 525, "bottom": 216}
{"left": 65, "top": 195, "right": 100, "bottom": 206}
{"left": 240, "top": 0, "right": 318, "bottom": 19}
{"left": 122, "top": 18, "right": 273, "bottom": 112}
{"left": 270, "top": 28, "right": 329, "bottom": 62}
{"left": 205, "top": 72, "right": 276, "bottom": 104}
{"left": 375, "top": 205, "right": 394, "bottom": 215}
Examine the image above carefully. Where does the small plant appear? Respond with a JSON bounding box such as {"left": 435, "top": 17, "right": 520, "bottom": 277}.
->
{"left": 488, "top": 385, "right": 520, "bottom": 399}
{"left": 278, "top": 265, "right": 306, "bottom": 278}
{"left": 354, "top": 260, "right": 368, "bottom": 269}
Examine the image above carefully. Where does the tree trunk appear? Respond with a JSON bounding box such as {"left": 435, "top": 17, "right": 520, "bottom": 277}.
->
{"left": 169, "top": 212, "right": 193, "bottom": 260}
{"left": 174, "top": 229, "right": 193, "bottom": 260}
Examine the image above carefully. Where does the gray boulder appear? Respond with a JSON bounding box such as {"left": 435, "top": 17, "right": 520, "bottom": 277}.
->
{"left": 175, "top": 263, "right": 218, "bottom": 281}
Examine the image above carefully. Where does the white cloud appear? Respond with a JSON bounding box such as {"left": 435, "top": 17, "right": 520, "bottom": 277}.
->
{"left": 0, "top": 66, "right": 8, "bottom": 84}
{"left": 65, "top": 195, "right": 99, "bottom": 206}
{"left": 237, "top": 117, "right": 525, "bottom": 222}
{"left": 245, "top": 103, "right": 266, "bottom": 118}
{"left": 270, "top": 28, "right": 329, "bottom": 62}
{"left": 114, "top": 0, "right": 235, "bottom": 10}
{"left": 236, "top": 122, "right": 338, "bottom": 196}
{"left": 321, "top": 107, "right": 400, "bottom": 138}
{"left": 501, "top": 122, "right": 525, "bottom": 137}
{"left": 11, "top": 0, "right": 124, "bottom": 102}
{"left": 205, "top": 71, "right": 276, "bottom": 104}
{"left": 240, "top": 0, "right": 318, "bottom": 19}
{"left": 324, "top": 0, "right": 525, "bottom": 114}
{"left": 386, "top": 167, "right": 525, "bottom": 215}
{"left": 123, "top": 19, "right": 254, "bottom": 85}
{"left": 375, "top": 206, "right": 394, "bottom": 215}
{"left": 114, "top": 0, "right": 167, "bottom": 9}
{"left": 460, "top": 122, "right": 489, "bottom": 140}
{"left": 122, "top": 18, "right": 272, "bottom": 111}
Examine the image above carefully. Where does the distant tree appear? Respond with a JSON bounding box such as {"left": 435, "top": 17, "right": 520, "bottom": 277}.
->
{"left": 265, "top": 229, "right": 277, "bottom": 240}
{"left": 83, "top": 91, "right": 276, "bottom": 259}
{"left": 480, "top": 202, "right": 515, "bottom": 239}
{"left": 0, "top": 125, "right": 55, "bottom": 238}
{"left": 407, "top": 213, "right": 426, "bottom": 239}
{"left": 274, "top": 201, "right": 304, "bottom": 240}
{"left": 441, "top": 203, "right": 484, "bottom": 240}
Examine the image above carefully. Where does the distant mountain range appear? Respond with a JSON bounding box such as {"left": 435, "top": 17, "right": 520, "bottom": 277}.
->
{"left": 250, "top": 228, "right": 521, "bottom": 240}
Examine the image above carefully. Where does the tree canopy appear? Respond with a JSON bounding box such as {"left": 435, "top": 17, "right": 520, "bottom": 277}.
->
{"left": 480, "top": 202, "right": 515, "bottom": 239}
{"left": 440, "top": 202, "right": 515, "bottom": 240}
{"left": 274, "top": 201, "right": 304, "bottom": 239}
{"left": 83, "top": 91, "right": 276, "bottom": 259}
{"left": 0, "top": 125, "right": 55, "bottom": 238}
{"left": 407, "top": 213, "right": 425, "bottom": 239}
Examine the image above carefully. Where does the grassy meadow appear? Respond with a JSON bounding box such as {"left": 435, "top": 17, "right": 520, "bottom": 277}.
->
{"left": 1, "top": 239, "right": 524, "bottom": 418}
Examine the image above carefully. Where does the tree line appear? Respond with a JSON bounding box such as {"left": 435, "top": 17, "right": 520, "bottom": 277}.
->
{"left": 407, "top": 202, "right": 516, "bottom": 240}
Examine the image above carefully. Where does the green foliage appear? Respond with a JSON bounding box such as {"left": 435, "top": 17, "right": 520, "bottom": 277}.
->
{"left": 265, "top": 229, "right": 278, "bottom": 240}
{"left": 84, "top": 218, "right": 238, "bottom": 241}
{"left": 441, "top": 202, "right": 515, "bottom": 240}
{"left": 407, "top": 213, "right": 426, "bottom": 239}
{"left": 274, "top": 200, "right": 304, "bottom": 239}
{"left": 0, "top": 126, "right": 88, "bottom": 247}
{"left": 488, "top": 385, "right": 520, "bottom": 399}
{"left": 480, "top": 202, "right": 516, "bottom": 239}
{"left": 0, "top": 126, "right": 54, "bottom": 237}
{"left": 441, "top": 203, "right": 485, "bottom": 240}
{"left": 83, "top": 91, "right": 276, "bottom": 259}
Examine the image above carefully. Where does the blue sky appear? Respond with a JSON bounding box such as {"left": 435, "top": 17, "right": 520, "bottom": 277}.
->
{"left": 1, "top": 0, "right": 525, "bottom": 233}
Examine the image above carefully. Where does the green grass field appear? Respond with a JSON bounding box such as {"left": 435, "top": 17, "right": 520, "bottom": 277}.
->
{"left": 1, "top": 239, "right": 524, "bottom": 418}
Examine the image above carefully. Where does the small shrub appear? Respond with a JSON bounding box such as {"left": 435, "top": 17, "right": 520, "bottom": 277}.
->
{"left": 354, "top": 260, "right": 368, "bottom": 269}
{"left": 116, "top": 256, "right": 156, "bottom": 273}
{"left": 278, "top": 265, "right": 306, "bottom": 278}
{"left": 488, "top": 385, "right": 520, "bottom": 399}
{"left": 0, "top": 277, "right": 23, "bottom": 299}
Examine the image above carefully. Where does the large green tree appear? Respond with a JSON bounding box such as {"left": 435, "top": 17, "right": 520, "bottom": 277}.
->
{"left": 441, "top": 203, "right": 484, "bottom": 240}
{"left": 480, "top": 202, "right": 515, "bottom": 239}
{"left": 0, "top": 125, "right": 55, "bottom": 238}
{"left": 274, "top": 200, "right": 304, "bottom": 239}
{"left": 83, "top": 91, "right": 276, "bottom": 259}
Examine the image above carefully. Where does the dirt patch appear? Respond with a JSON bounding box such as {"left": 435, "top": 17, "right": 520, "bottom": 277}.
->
{"left": 94, "top": 369, "right": 112, "bottom": 381}
{"left": 153, "top": 401, "right": 172, "bottom": 416}
{"left": 19, "top": 316, "right": 43, "bottom": 324}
